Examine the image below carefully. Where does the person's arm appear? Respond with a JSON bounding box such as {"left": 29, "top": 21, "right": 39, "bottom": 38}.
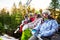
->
{"left": 28, "top": 19, "right": 37, "bottom": 24}
{"left": 33, "top": 22, "right": 41, "bottom": 31}
{"left": 31, "top": 21, "right": 41, "bottom": 35}
{"left": 22, "top": 24, "right": 28, "bottom": 31}
{"left": 33, "top": 18, "right": 42, "bottom": 27}
{"left": 22, "top": 19, "right": 37, "bottom": 31}
{"left": 33, "top": 18, "right": 43, "bottom": 31}
{"left": 40, "top": 20, "right": 58, "bottom": 37}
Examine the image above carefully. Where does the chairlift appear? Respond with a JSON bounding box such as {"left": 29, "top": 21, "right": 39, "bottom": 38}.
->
{"left": 14, "top": 0, "right": 32, "bottom": 34}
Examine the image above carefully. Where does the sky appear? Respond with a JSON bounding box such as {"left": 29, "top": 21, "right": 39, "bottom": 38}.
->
{"left": 0, "top": 0, "right": 51, "bottom": 10}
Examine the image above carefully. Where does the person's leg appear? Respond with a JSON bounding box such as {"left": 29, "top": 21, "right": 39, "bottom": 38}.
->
{"left": 29, "top": 35, "right": 38, "bottom": 40}
{"left": 19, "top": 32, "right": 22, "bottom": 40}
{"left": 21, "top": 29, "right": 32, "bottom": 40}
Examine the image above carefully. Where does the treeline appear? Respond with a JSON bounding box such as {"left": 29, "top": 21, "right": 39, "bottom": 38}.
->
{"left": 0, "top": 8, "right": 24, "bottom": 35}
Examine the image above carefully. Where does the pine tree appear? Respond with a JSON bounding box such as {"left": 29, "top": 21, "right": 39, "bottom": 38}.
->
{"left": 49, "top": 0, "right": 59, "bottom": 18}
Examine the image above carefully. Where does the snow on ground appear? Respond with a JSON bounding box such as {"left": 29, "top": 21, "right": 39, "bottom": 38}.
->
{"left": 0, "top": 34, "right": 18, "bottom": 40}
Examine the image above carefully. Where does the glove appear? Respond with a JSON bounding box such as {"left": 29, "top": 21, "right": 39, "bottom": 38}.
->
{"left": 31, "top": 29, "right": 36, "bottom": 35}
{"left": 37, "top": 34, "right": 43, "bottom": 40}
{"left": 22, "top": 24, "right": 28, "bottom": 31}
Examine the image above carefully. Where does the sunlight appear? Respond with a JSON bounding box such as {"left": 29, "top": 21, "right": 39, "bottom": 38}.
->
{"left": 0, "top": 0, "right": 51, "bottom": 10}
{"left": 30, "top": 0, "right": 51, "bottom": 10}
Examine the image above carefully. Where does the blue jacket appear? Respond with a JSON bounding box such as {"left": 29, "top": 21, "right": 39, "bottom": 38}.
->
{"left": 33, "top": 19, "right": 58, "bottom": 37}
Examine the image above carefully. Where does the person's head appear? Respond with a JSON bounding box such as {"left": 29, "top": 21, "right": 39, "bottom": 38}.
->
{"left": 24, "top": 15, "right": 28, "bottom": 19}
{"left": 42, "top": 10, "right": 51, "bottom": 18}
{"left": 37, "top": 14, "right": 41, "bottom": 18}
{"left": 29, "top": 13, "right": 33, "bottom": 18}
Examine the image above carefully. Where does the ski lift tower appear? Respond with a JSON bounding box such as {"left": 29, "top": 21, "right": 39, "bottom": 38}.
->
{"left": 25, "top": 0, "right": 32, "bottom": 14}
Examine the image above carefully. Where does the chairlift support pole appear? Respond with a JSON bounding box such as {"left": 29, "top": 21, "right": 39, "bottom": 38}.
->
{"left": 25, "top": 0, "right": 32, "bottom": 14}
